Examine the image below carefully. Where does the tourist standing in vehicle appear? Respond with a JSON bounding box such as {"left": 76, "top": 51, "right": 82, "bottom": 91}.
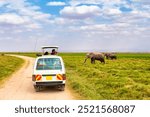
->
{"left": 51, "top": 49, "right": 57, "bottom": 55}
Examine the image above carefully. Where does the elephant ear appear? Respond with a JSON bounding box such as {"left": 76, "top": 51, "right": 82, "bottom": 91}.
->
{"left": 89, "top": 53, "right": 94, "bottom": 58}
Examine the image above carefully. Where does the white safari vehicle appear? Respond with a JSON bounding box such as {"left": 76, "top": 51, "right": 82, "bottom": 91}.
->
{"left": 32, "top": 46, "right": 66, "bottom": 92}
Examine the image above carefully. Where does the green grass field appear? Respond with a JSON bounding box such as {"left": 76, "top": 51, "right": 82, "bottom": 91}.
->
{"left": 7, "top": 52, "right": 150, "bottom": 100}
{"left": 62, "top": 53, "right": 150, "bottom": 100}
{"left": 0, "top": 54, "right": 24, "bottom": 85}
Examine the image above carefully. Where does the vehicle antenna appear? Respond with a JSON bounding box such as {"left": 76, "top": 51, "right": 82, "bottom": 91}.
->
{"left": 34, "top": 38, "right": 38, "bottom": 52}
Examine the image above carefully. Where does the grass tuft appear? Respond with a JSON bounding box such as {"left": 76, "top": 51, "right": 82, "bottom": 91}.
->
{"left": 0, "top": 55, "right": 24, "bottom": 85}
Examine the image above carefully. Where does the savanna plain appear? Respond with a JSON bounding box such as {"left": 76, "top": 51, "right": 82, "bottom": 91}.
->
{"left": 0, "top": 53, "right": 150, "bottom": 100}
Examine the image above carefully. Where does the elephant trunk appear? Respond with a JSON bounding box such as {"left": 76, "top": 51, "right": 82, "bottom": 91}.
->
{"left": 83, "top": 57, "right": 88, "bottom": 63}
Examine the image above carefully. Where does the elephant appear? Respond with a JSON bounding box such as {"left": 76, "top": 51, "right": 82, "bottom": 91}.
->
{"left": 104, "top": 53, "right": 117, "bottom": 60}
{"left": 84, "top": 52, "right": 105, "bottom": 64}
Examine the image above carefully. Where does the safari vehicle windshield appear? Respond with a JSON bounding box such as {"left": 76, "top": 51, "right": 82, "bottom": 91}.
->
{"left": 36, "top": 58, "right": 62, "bottom": 70}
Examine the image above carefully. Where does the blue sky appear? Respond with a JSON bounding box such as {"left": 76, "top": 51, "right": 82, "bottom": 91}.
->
{"left": 0, "top": 0, "right": 150, "bottom": 52}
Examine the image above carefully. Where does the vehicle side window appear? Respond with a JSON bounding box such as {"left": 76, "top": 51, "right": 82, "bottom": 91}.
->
{"left": 36, "top": 58, "right": 62, "bottom": 70}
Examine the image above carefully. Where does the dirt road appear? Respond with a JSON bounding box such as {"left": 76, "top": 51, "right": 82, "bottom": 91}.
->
{"left": 0, "top": 55, "right": 75, "bottom": 100}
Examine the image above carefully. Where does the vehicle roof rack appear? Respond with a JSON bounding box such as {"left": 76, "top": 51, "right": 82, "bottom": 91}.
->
{"left": 41, "top": 46, "right": 59, "bottom": 49}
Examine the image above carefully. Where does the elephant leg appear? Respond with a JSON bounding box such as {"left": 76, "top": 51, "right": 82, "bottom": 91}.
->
{"left": 93, "top": 58, "right": 95, "bottom": 64}
{"left": 111, "top": 56, "right": 115, "bottom": 60}
{"left": 93, "top": 59, "right": 95, "bottom": 64}
{"left": 91, "top": 58, "right": 95, "bottom": 64}
{"left": 103, "top": 59, "right": 105, "bottom": 64}
{"left": 91, "top": 58, "right": 93, "bottom": 64}
{"left": 100, "top": 58, "right": 105, "bottom": 64}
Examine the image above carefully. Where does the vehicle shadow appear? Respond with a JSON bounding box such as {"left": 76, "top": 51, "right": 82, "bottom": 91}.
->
{"left": 34, "top": 86, "right": 64, "bottom": 93}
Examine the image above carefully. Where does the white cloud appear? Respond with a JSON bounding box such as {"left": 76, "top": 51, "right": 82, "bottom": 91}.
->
{"left": 0, "top": 0, "right": 6, "bottom": 7}
{"left": 69, "top": 0, "right": 100, "bottom": 6}
{"left": 47, "top": 1, "right": 66, "bottom": 6}
{"left": 25, "top": 23, "right": 41, "bottom": 29}
{"left": 131, "top": 10, "right": 150, "bottom": 18}
{"left": 72, "top": 23, "right": 131, "bottom": 35}
{"left": 60, "top": 5, "right": 101, "bottom": 19}
{"left": 50, "top": 18, "right": 72, "bottom": 25}
{"left": 132, "top": 0, "right": 150, "bottom": 4}
{"left": 0, "top": 0, "right": 150, "bottom": 52}
{"left": 6, "top": 1, "right": 51, "bottom": 22}
{"left": 104, "top": 8, "right": 122, "bottom": 15}
{"left": 0, "top": 0, "right": 52, "bottom": 30}
{"left": 69, "top": 0, "right": 122, "bottom": 6}
{"left": 32, "top": 12, "right": 51, "bottom": 22}
{"left": 0, "top": 13, "right": 26, "bottom": 25}
{"left": 80, "top": 24, "right": 107, "bottom": 31}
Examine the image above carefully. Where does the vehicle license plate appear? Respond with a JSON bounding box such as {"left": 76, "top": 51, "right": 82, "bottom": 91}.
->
{"left": 46, "top": 76, "right": 52, "bottom": 80}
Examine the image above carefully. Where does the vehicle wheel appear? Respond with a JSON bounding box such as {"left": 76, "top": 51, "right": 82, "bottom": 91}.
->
{"left": 59, "top": 85, "right": 65, "bottom": 91}
{"left": 34, "top": 85, "right": 40, "bottom": 92}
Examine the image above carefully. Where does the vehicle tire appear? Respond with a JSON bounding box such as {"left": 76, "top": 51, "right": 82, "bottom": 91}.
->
{"left": 34, "top": 85, "right": 40, "bottom": 92}
{"left": 59, "top": 85, "right": 65, "bottom": 91}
